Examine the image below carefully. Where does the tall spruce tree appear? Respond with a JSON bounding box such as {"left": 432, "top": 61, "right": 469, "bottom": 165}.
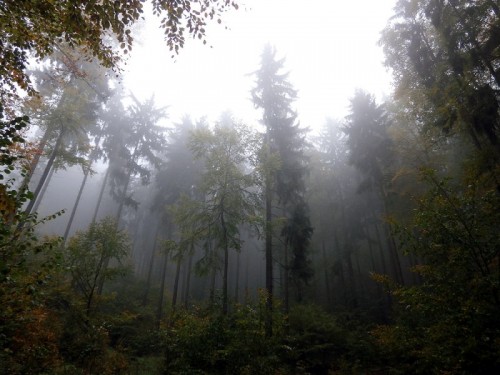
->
{"left": 252, "top": 44, "right": 312, "bottom": 333}
{"left": 343, "top": 91, "right": 404, "bottom": 284}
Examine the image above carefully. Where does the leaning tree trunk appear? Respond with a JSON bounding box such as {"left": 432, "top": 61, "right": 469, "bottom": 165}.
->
{"left": 64, "top": 128, "right": 104, "bottom": 243}
{"left": 91, "top": 166, "right": 110, "bottom": 225}
{"left": 24, "top": 129, "right": 64, "bottom": 216}
{"left": 19, "top": 129, "right": 51, "bottom": 195}
{"left": 63, "top": 166, "right": 90, "bottom": 243}
{"left": 30, "top": 166, "right": 55, "bottom": 214}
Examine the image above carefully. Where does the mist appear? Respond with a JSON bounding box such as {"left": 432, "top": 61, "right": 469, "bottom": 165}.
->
{"left": 2, "top": 1, "right": 499, "bottom": 373}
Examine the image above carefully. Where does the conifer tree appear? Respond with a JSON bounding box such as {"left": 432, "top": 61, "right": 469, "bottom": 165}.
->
{"left": 252, "top": 45, "right": 312, "bottom": 333}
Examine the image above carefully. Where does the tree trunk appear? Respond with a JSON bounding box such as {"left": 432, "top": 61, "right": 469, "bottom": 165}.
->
{"left": 372, "top": 220, "right": 388, "bottom": 275}
{"left": 345, "top": 250, "right": 358, "bottom": 308}
{"left": 115, "top": 143, "right": 140, "bottom": 227}
{"left": 171, "top": 255, "right": 182, "bottom": 311}
{"left": 378, "top": 184, "right": 404, "bottom": 284}
{"left": 354, "top": 250, "right": 366, "bottom": 300}
{"left": 234, "top": 250, "right": 240, "bottom": 304}
{"left": 96, "top": 161, "right": 136, "bottom": 296}
{"left": 20, "top": 129, "right": 51, "bottom": 195}
{"left": 156, "top": 246, "right": 169, "bottom": 329}
{"left": 63, "top": 167, "right": 90, "bottom": 243}
{"left": 209, "top": 267, "right": 216, "bottom": 305}
{"left": 115, "top": 168, "right": 133, "bottom": 227}
{"left": 265, "top": 177, "right": 273, "bottom": 336}
{"left": 92, "top": 166, "right": 110, "bottom": 225}
{"left": 322, "top": 240, "right": 332, "bottom": 308}
{"left": 283, "top": 241, "right": 289, "bottom": 314}
{"left": 64, "top": 127, "right": 104, "bottom": 243}
{"left": 30, "top": 166, "right": 55, "bottom": 214}
{"left": 142, "top": 223, "right": 161, "bottom": 306}
{"left": 222, "top": 241, "right": 229, "bottom": 315}
{"left": 183, "top": 245, "right": 194, "bottom": 309}
{"left": 24, "top": 129, "right": 64, "bottom": 215}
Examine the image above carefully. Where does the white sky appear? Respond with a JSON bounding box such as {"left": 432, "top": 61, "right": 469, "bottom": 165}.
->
{"left": 123, "top": 0, "right": 396, "bottom": 132}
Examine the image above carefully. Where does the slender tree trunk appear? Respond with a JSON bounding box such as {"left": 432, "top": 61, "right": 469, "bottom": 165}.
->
{"left": 30, "top": 166, "right": 55, "bottom": 214}
{"left": 265, "top": 178, "right": 273, "bottom": 336}
{"left": 142, "top": 223, "right": 161, "bottom": 306}
{"left": 335, "top": 181, "right": 358, "bottom": 307}
{"left": 183, "top": 249, "right": 193, "bottom": 309}
{"left": 64, "top": 127, "right": 104, "bottom": 243}
{"left": 283, "top": 241, "right": 289, "bottom": 314}
{"left": 96, "top": 161, "right": 135, "bottom": 295}
{"left": 365, "top": 227, "right": 378, "bottom": 273}
{"left": 209, "top": 267, "right": 216, "bottom": 305}
{"left": 234, "top": 250, "right": 240, "bottom": 304}
{"left": 244, "top": 251, "right": 249, "bottom": 304}
{"left": 20, "top": 129, "right": 51, "bottom": 194}
{"left": 171, "top": 255, "right": 182, "bottom": 311}
{"left": 63, "top": 167, "right": 90, "bottom": 243}
{"left": 115, "top": 168, "right": 133, "bottom": 227}
{"left": 345, "top": 250, "right": 358, "bottom": 308}
{"left": 92, "top": 166, "right": 110, "bottom": 225}
{"left": 354, "top": 250, "right": 366, "bottom": 300}
{"left": 338, "top": 260, "right": 347, "bottom": 306}
{"left": 24, "top": 129, "right": 64, "bottom": 215}
{"left": 372, "top": 220, "right": 388, "bottom": 275}
{"left": 156, "top": 246, "right": 169, "bottom": 329}
{"left": 222, "top": 241, "right": 229, "bottom": 315}
{"left": 322, "top": 240, "right": 332, "bottom": 308}
{"left": 115, "top": 143, "right": 140, "bottom": 227}
{"left": 378, "top": 184, "right": 404, "bottom": 284}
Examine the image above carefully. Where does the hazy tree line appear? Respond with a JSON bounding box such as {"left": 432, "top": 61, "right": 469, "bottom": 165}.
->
{"left": 1, "top": 0, "right": 499, "bottom": 374}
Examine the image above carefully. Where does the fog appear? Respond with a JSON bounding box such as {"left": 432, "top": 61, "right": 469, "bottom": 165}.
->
{"left": 4, "top": 0, "right": 499, "bottom": 373}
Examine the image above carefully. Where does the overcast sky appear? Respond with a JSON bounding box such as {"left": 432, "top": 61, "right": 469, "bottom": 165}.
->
{"left": 124, "top": 0, "right": 397, "bottom": 132}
